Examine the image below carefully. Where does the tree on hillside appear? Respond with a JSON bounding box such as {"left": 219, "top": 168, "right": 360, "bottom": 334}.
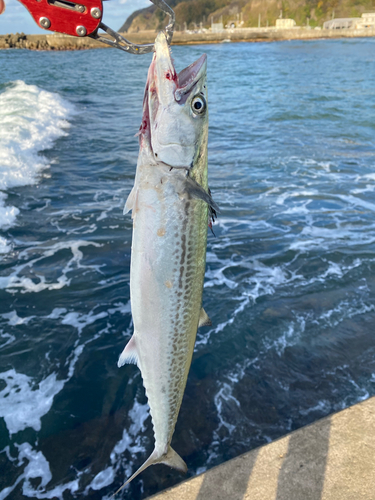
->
{"left": 120, "top": 0, "right": 375, "bottom": 32}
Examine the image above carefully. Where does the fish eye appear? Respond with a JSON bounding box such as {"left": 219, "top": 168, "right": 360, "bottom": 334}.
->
{"left": 191, "top": 95, "right": 206, "bottom": 115}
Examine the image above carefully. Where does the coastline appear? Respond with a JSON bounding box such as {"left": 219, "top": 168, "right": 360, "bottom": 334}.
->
{"left": 1, "top": 27, "right": 375, "bottom": 50}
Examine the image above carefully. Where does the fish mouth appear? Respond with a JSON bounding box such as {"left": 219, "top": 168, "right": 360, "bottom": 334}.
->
{"left": 151, "top": 31, "right": 207, "bottom": 103}
{"left": 139, "top": 32, "right": 207, "bottom": 165}
{"left": 175, "top": 53, "right": 207, "bottom": 102}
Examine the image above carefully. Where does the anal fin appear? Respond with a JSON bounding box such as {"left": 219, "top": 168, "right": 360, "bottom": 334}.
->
{"left": 118, "top": 335, "right": 138, "bottom": 367}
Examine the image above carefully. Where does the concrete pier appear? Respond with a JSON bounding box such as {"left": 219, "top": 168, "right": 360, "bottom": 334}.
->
{"left": 147, "top": 395, "right": 375, "bottom": 500}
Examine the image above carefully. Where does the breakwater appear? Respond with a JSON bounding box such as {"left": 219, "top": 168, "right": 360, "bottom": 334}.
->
{"left": 1, "top": 27, "right": 375, "bottom": 50}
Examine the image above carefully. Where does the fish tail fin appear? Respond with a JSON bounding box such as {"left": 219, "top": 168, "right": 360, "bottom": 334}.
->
{"left": 111, "top": 447, "right": 187, "bottom": 497}
{"left": 111, "top": 450, "right": 158, "bottom": 498}
{"left": 159, "top": 446, "right": 187, "bottom": 473}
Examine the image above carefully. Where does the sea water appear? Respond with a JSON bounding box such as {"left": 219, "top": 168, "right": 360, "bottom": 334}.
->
{"left": 0, "top": 38, "right": 375, "bottom": 499}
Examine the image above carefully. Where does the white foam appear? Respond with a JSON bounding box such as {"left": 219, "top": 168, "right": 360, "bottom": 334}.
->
{"left": 0, "top": 80, "right": 76, "bottom": 249}
{"left": 204, "top": 265, "right": 238, "bottom": 290}
{"left": 44, "top": 308, "right": 67, "bottom": 320}
{"left": 271, "top": 316, "right": 306, "bottom": 355}
{"left": 318, "top": 299, "right": 375, "bottom": 328}
{"left": 85, "top": 399, "right": 150, "bottom": 494}
{"left": 245, "top": 261, "right": 288, "bottom": 302}
{"left": 0, "top": 299, "right": 129, "bottom": 496}
{"left": 0, "top": 240, "right": 102, "bottom": 293}
{"left": 107, "top": 302, "right": 132, "bottom": 316}
{"left": 290, "top": 225, "right": 375, "bottom": 252}
{"left": 90, "top": 467, "right": 115, "bottom": 491}
{"left": 280, "top": 202, "right": 310, "bottom": 215}
{"left": 355, "top": 172, "right": 375, "bottom": 182}
{"left": 196, "top": 293, "right": 250, "bottom": 347}
{"left": 195, "top": 466, "right": 207, "bottom": 475}
{"left": 1, "top": 310, "right": 35, "bottom": 326}
{"left": 0, "top": 332, "right": 15, "bottom": 349}
{"left": 61, "top": 310, "right": 108, "bottom": 335}
{"left": 0, "top": 80, "right": 75, "bottom": 191}
{"left": 275, "top": 189, "right": 317, "bottom": 206}
{"left": 299, "top": 400, "right": 331, "bottom": 416}
{"left": 214, "top": 217, "right": 272, "bottom": 234}
{"left": 0, "top": 300, "right": 116, "bottom": 438}
{"left": 0, "top": 443, "right": 80, "bottom": 500}
{"left": 201, "top": 357, "right": 261, "bottom": 468}
{"left": 0, "top": 236, "right": 11, "bottom": 254}
{"left": 214, "top": 382, "right": 240, "bottom": 435}
{"left": 323, "top": 365, "right": 370, "bottom": 410}
{"left": 0, "top": 369, "right": 64, "bottom": 435}
{"left": 337, "top": 193, "right": 375, "bottom": 212}
{"left": 0, "top": 192, "right": 19, "bottom": 229}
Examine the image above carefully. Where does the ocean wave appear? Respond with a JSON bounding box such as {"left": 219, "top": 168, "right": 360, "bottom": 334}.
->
{"left": 0, "top": 80, "right": 76, "bottom": 252}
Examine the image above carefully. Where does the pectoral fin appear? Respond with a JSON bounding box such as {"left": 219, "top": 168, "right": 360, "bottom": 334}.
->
{"left": 183, "top": 176, "right": 219, "bottom": 213}
{"left": 198, "top": 307, "right": 212, "bottom": 327}
{"left": 124, "top": 186, "right": 138, "bottom": 216}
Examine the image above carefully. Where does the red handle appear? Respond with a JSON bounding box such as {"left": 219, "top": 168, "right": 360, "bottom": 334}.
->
{"left": 17, "top": 0, "right": 103, "bottom": 37}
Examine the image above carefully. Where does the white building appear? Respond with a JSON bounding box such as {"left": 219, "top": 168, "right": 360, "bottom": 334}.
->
{"left": 323, "top": 18, "right": 360, "bottom": 29}
{"left": 275, "top": 18, "right": 296, "bottom": 29}
{"left": 211, "top": 22, "right": 224, "bottom": 32}
{"left": 356, "top": 12, "right": 375, "bottom": 28}
{"left": 211, "top": 16, "right": 224, "bottom": 33}
{"left": 324, "top": 13, "right": 375, "bottom": 30}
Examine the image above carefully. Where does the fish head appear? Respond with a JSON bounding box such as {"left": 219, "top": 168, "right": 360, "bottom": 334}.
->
{"left": 141, "top": 31, "right": 208, "bottom": 169}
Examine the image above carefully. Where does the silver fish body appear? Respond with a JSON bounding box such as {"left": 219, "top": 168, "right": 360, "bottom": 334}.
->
{"left": 117, "top": 31, "right": 215, "bottom": 486}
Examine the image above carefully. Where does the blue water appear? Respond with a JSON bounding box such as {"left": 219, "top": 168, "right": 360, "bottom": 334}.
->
{"left": 1, "top": 38, "right": 375, "bottom": 499}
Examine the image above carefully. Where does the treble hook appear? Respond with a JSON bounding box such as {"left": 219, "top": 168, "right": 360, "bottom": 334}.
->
{"left": 91, "top": 0, "right": 175, "bottom": 54}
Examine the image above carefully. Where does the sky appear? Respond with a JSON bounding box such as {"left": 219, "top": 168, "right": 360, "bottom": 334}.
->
{"left": 0, "top": 0, "right": 150, "bottom": 35}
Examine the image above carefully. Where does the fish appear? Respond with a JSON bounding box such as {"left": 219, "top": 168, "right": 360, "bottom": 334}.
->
{"left": 116, "top": 30, "right": 217, "bottom": 489}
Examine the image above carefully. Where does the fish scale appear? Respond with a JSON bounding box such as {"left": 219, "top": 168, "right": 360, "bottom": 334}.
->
{"left": 131, "top": 167, "right": 208, "bottom": 448}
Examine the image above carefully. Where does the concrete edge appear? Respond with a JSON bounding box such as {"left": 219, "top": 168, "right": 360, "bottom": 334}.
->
{"left": 146, "top": 395, "right": 375, "bottom": 499}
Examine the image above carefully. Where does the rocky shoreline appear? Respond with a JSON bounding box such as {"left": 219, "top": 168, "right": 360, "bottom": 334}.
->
{"left": 0, "top": 32, "right": 103, "bottom": 50}
{"left": 1, "top": 27, "right": 375, "bottom": 51}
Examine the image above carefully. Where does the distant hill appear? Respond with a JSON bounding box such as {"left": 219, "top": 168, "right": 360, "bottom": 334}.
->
{"left": 118, "top": 0, "right": 375, "bottom": 32}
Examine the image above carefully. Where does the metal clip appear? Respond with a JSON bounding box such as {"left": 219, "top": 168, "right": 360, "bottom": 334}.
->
{"left": 91, "top": 0, "right": 175, "bottom": 54}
